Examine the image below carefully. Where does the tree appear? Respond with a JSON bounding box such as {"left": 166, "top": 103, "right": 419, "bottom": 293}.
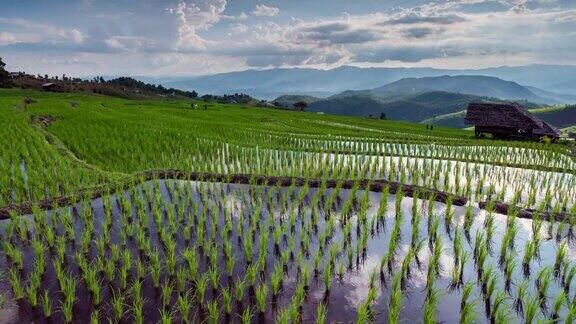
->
{"left": 0, "top": 57, "right": 11, "bottom": 88}
{"left": 293, "top": 101, "right": 308, "bottom": 112}
{"left": 379, "top": 112, "right": 386, "bottom": 120}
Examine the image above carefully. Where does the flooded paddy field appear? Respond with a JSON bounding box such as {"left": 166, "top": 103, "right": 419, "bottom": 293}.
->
{"left": 1, "top": 179, "right": 575, "bottom": 323}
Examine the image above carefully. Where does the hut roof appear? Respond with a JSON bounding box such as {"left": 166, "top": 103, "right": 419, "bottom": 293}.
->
{"left": 465, "top": 102, "right": 559, "bottom": 137}
{"left": 42, "top": 82, "right": 62, "bottom": 87}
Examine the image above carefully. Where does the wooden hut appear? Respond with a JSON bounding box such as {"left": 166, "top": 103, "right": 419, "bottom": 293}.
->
{"left": 465, "top": 102, "right": 559, "bottom": 141}
{"left": 42, "top": 82, "right": 64, "bottom": 92}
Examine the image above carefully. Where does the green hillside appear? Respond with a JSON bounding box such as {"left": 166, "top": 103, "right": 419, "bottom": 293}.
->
{"left": 287, "top": 75, "right": 547, "bottom": 122}
{"left": 307, "top": 90, "right": 537, "bottom": 122}
{"left": 272, "top": 94, "right": 320, "bottom": 108}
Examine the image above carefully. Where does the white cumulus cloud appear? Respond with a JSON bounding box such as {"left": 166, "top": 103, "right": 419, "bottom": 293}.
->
{"left": 0, "top": 32, "right": 17, "bottom": 45}
{"left": 253, "top": 4, "right": 280, "bottom": 17}
{"left": 167, "top": 0, "right": 227, "bottom": 50}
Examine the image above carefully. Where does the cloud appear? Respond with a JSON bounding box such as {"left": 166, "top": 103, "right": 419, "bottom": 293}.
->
{"left": 0, "top": 32, "right": 17, "bottom": 45}
{"left": 290, "top": 21, "right": 380, "bottom": 45}
{"left": 384, "top": 13, "right": 467, "bottom": 25}
{"left": 354, "top": 46, "right": 464, "bottom": 63}
{"left": 0, "top": 18, "right": 85, "bottom": 44}
{"left": 222, "top": 12, "right": 248, "bottom": 21}
{"left": 298, "top": 28, "right": 379, "bottom": 45}
{"left": 104, "top": 36, "right": 155, "bottom": 52}
{"left": 252, "top": 4, "right": 280, "bottom": 17}
{"left": 3, "top": 0, "right": 576, "bottom": 75}
{"left": 167, "top": 0, "right": 227, "bottom": 50}
{"left": 61, "top": 29, "right": 85, "bottom": 43}
{"left": 401, "top": 27, "right": 439, "bottom": 39}
{"left": 301, "top": 22, "right": 350, "bottom": 33}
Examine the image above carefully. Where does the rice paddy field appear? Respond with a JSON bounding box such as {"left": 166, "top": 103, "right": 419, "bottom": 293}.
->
{"left": 1, "top": 88, "right": 576, "bottom": 323}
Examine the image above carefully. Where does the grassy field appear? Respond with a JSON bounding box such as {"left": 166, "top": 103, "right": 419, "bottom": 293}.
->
{"left": 1, "top": 88, "right": 576, "bottom": 323}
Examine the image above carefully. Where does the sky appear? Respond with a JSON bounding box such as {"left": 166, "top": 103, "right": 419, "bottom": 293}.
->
{"left": 0, "top": 0, "right": 575, "bottom": 77}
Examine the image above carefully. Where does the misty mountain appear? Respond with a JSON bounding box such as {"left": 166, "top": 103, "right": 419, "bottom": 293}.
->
{"left": 471, "top": 64, "right": 576, "bottom": 96}
{"left": 547, "top": 80, "right": 576, "bottom": 97}
{"left": 164, "top": 66, "right": 450, "bottom": 99}
{"left": 524, "top": 86, "right": 576, "bottom": 104}
{"left": 308, "top": 91, "right": 483, "bottom": 121}
{"left": 303, "top": 91, "right": 538, "bottom": 122}
{"left": 333, "top": 75, "right": 554, "bottom": 104}
{"left": 163, "top": 64, "right": 576, "bottom": 101}
{"left": 277, "top": 75, "right": 544, "bottom": 122}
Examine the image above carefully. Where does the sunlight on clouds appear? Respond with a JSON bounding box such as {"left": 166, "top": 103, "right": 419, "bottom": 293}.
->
{"left": 167, "top": 0, "right": 227, "bottom": 50}
{"left": 0, "top": 0, "right": 574, "bottom": 75}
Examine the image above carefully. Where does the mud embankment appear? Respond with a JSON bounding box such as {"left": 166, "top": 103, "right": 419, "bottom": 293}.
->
{"left": 0, "top": 170, "right": 571, "bottom": 222}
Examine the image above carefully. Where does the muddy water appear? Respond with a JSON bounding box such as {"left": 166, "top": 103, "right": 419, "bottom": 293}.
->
{"left": 0, "top": 180, "right": 573, "bottom": 323}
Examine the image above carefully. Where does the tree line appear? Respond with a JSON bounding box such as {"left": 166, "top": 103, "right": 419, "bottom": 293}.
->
{"left": 0, "top": 57, "right": 199, "bottom": 98}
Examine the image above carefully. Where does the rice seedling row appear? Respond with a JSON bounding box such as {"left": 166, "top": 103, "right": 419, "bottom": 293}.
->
{"left": 2, "top": 177, "right": 576, "bottom": 323}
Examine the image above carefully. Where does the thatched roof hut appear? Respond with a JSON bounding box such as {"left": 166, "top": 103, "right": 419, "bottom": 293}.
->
{"left": 42, "top": 82, "right": 64, "bottom": 92}
{"left": 465, "top": 102, "right": 559, "bottom": 140}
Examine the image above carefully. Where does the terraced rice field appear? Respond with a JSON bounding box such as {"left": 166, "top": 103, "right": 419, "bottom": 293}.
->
{"left": 1, "top": 88, "right": 575, "bottom": 323}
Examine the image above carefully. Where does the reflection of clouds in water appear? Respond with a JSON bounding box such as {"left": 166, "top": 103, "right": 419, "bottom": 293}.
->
{"left": 344, "top": 254, "right": 380, "bottom": 308}
{"left": 516, "top": 217, "right": 534, "bottom": 237}
{"left": 252, "top": 145, "right": 575, "bottom": 208}
{"left": 225, "top": 195, "right": 243, "bottom": 217}
{"left": 439, "top": 249, "right": 455, "bottom": 277}
{"left": 567, "top": 246, "right": 576, "bottom": 262}
{"left": 401, "top": 243, "right": 430, "bottom": 290}
{"left": 7, "top": 178, "right": 576, "bottom": 323}
{"left": 0, "top": 286, "right": 19, "bottom": 324}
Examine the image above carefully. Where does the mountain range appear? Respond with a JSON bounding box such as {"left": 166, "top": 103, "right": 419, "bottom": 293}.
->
{"left": 162, "top": 64, "right": 576, "bottom": 100}
{"left": 273, "top": 75, "right": 545, "bottom": 122}
{"left": 158, "top": 64, "right": 576, "bottom": 128}
{"left": 338, "top": 75, "right": 552, "bottom": 103}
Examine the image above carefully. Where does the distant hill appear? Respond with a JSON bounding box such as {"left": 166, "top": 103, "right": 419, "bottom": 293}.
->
{"left": 304, "top": 90, "right": 537, "bottom": 122}
{"left": 307, "top": 94, "right": 390, "bottom": 118}
{"left": 272, "top": 95, "right": 320, "bottom": 108}
{"left": 163, "top": 64, "right": 576, "bottom": 100}
{"left": 528, "top": 105, "right": 576, "bottom": 129}
{"left": 281, "top": 75, "right": 544, "bottom": 122}
{"left": 545, "top": 80, "right": 576, "bottom": 97}
{"left": 334, "top": 75, "right": 555, "bottom": 104}
{"left": 309, "top": 91, "right": 480, "bottom": 121}
{"left": 524, "top": 86, "right": 576, "bottom": 104}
